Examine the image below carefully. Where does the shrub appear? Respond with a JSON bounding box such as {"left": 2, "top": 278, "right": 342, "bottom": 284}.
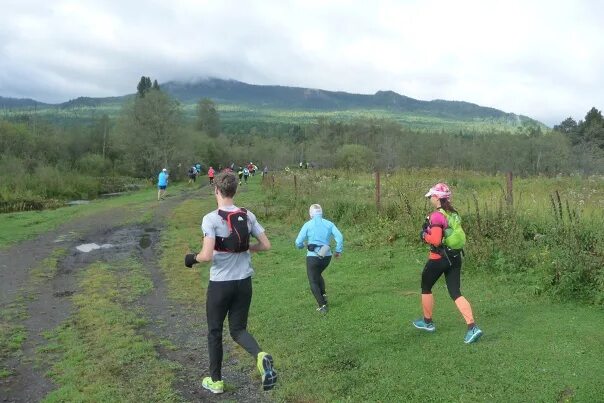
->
{"left": 335, "top": 144, "right": 374, "bottom": 170}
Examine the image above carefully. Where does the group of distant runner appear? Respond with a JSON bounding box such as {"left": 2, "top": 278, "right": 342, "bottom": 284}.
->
{"left": 176, "top": 168, "right": 483, "bottom": 395}
{"left": 155, "top": 161, "right": 270, "bottom": 201}
{"left": 187, "top": 162, "right": 203, "bottom": 184}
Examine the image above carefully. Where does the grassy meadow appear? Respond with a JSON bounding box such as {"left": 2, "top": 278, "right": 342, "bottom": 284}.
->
{"left": 1, "top": 170, "right": 603, "bottom": 401}
{"left": 160, "top": 172, "right": 603, "bottom": 401}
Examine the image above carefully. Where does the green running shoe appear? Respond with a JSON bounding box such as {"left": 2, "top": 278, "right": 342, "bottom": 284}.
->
{"left": 257, "top": 352, "right": 277, "bottom": 390}
{"left": 464, "top": 326, "right": 483, "bottom": 344}
{"left": 412, "top": 318, "right": 436, "bottom": 332}
{"left": 202, "top": 377, "right": 224, "bottom": 394}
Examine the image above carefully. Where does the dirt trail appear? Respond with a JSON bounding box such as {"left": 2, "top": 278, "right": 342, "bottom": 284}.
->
{"left": 1, "top": 201, "right": 137, "bottom": 402}
{"left": 1, "top": 187, "right": 270, "bottom": 402}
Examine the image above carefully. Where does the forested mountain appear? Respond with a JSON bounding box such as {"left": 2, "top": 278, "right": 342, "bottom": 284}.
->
{"left": 0, "top": 96, "right": 48, "bottom": 108}
{"left": 1, "top": 78, "right": 537, "bottom": 125}
{"left": 161, "top": 78, "right": 531, "bottom": 122}
{"left": 58, "top": 96, "right": 132, "bottom": 108}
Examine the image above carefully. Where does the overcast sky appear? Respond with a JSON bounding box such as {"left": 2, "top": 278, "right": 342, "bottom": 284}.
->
{"left": 1, "top": 0, "right": 603, "bottom": 125}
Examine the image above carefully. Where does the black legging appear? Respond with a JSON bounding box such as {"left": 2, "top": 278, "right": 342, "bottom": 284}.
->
{"left": 306, "top": 256, "right": 332, "bottom": 306}
{"left": 421, "top": 252, "right": 463, "bottom": 300}
{"left": 206, "top": 277, "right": 262, "bottom": 381}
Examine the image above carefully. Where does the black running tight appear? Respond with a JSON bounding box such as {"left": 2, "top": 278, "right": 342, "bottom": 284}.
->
{"left": 206, "top": 277, "right": 262, "bottom": 381}
{"left": 421, "top": 252, "right": 463, "bottom": 300}
{"left": 306, "top": 256, "right": 331, "bottom": 306}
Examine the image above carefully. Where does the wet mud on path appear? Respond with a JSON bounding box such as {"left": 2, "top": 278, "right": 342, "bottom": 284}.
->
{"left": 0, "top": 188, "right": 270, "bottom": 402}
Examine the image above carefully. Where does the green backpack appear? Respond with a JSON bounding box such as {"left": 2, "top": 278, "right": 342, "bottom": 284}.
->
{"left": 438, "top": 208, "right": 466, "bottom": 250}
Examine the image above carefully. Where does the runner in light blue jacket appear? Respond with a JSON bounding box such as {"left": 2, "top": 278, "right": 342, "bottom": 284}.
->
{"left": 295, "top": 204, "right": 344, "bottom": 313}
{"left": 157, "top": 168, "right": 169, "bottom": 201}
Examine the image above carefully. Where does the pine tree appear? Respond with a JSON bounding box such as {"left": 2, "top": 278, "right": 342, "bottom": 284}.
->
{"left": 137, "top": 76, "right": 153, "bottom": 97}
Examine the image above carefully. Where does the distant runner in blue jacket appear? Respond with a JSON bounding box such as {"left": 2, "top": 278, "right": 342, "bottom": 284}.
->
{"left": 295, "top": 204, "right": 344, "bottom": 313}
{"left": 157, "top": 168, "right": 169, "bottom": 201}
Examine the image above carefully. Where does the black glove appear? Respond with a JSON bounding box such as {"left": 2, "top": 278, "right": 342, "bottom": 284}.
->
{"left": 419, "top": 230, "right": 426, "bottom": 242}
{"left": 185, "top": 253, "right": 199, "bottom": 268}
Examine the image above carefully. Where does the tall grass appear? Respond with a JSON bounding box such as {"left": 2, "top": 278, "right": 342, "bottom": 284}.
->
{"left": 0, "top": 156, "right": 144, "bottom": 212}
{"left": 261, "top": 169, "right": 604, "bottom": 304}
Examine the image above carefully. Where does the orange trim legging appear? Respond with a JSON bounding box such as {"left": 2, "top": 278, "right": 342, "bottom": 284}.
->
{"left": 420, "top": 253, "right": 474, "bottom": 324}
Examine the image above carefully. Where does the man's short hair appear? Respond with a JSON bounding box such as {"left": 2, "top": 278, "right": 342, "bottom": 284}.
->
{"left": 214, "top": 171, "right": 238, "bottom": 198}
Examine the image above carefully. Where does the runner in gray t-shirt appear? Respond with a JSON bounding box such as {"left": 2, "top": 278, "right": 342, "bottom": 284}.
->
{"left": 201, "top": 206, "right": 264, "bottom": 282}
{"left": 184, "top": 171, "right": 277, "bottom": 394}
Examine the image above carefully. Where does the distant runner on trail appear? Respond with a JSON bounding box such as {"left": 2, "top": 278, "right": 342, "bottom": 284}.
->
{"left": 295, "top": 204, "right": 344, "bottom": 313}
{"left": 157, "top": 168, "right": 169, "bottom": 201}
{"left": 414, "top": 183, "right": 483, "bottom": 344}
{"left": 188, "top": 166, "right": 197, "bottom": 184}
{"left": 243, "top": 166, "right": 250, "bottom": 184}
{"left": 237, "top": 166, "right": 244, "bottom": 185}
{"left": 184, "top": 171, "right": 277, "bottom": 394}
{"left": 208, "top": 166, "right": 215, "bottom": 185}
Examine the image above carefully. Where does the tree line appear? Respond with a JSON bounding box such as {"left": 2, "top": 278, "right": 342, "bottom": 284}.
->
{"left": 1, "top": 76, "right": 603, "bottom": 201}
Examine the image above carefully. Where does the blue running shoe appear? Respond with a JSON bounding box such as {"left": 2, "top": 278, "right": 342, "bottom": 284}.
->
{"left": 464, "top": 326, "right": 483, "bottom": 344}
{"left": 412, "top": 319, "right": 435, "bottom": 332}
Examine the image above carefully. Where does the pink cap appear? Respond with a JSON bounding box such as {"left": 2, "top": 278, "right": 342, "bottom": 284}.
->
{"left": 425, "top": 183, "right": 451, "bottom": 199}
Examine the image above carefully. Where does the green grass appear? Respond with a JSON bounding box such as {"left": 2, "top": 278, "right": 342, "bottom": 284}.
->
{"left": 159, "top": 197, "right": 208, "bottom": 309}
{"left": 159, "top": 177, "right": 604, "bottom": 401}
{"left": 249, "top": 234, "right": 604, "bottom": 401}
{"left": 30, "top": 249, "right": 67, "bottom": 283}
{"left": 41, "top": 259, "right": 179, "bottom": 402}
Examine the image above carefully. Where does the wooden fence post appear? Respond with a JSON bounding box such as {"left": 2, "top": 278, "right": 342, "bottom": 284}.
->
{"left": 506, "top": 171, "right": 513, "bottom": 208}
{"left": 375, "top": 171, "right": 381, "bottom": 212}
{"left": 294, "top": 175, "right": 298, "bottom": 195}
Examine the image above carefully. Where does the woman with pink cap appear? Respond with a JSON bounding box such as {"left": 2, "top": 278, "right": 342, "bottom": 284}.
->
{"left": 413, "top": 183, "right": 483, "bottom": 344}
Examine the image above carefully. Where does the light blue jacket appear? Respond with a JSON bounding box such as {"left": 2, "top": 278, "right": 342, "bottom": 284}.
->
{"left": 158, "top": 171, "right": 168, "bottom": 187}
{"left": 295, "top": 214, "right": 344, "bottom": 257}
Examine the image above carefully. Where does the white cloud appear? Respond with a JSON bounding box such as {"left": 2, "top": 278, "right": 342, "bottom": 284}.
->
{"left": 0, "top": 0, "right": 603, "bottom": 125}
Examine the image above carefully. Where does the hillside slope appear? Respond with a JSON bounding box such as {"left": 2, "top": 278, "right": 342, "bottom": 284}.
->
{"left": 0, "top": 78, "right": 540, "bottom": 128}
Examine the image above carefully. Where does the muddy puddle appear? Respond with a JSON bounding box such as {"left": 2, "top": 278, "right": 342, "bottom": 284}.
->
{"left": 70, "top": 226, "right": 160, "bottom": 263}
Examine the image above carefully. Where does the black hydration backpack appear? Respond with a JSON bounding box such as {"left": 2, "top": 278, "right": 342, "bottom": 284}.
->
{"left": 214, "top": 208, "right": 250, "bottom": 252}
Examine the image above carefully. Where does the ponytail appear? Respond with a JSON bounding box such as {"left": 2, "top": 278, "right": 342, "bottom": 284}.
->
{"left": 439, "top": 198, "right": 458, "bottom": 214}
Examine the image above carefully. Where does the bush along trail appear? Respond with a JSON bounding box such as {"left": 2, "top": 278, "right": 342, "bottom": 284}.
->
{"left": 1, "top": 172, "right": 603, "bottom": 402}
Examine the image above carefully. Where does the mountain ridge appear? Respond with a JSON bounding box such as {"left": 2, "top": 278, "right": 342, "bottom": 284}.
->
{"left": 0, "top": 78, "right": 539, "bottom": 126}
